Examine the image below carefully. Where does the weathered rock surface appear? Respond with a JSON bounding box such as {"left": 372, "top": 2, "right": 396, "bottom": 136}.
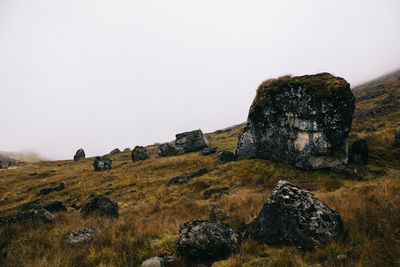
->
{"left": 131, "top": 146, "right": 150, "bottom": 162}
{"left": 109, "top": 148, "right": 121, "bottom": 155}
{"left": 176, "top": 220, "right": 242, "bottom": 264}
{"left": 209, "top": 205, "right": 229, "bottom": 223}
{"left": 395, "top": 131, "right": 400, "bottom": 148}
{"left": 65, "top": 227, "right": 98, "bottom": 244}
{"left": 236, "top": 73, "right": 355, "bottom": 169}
{"left": 93, "top": 157, "right": 112, "bottom": 171}
{"left": 38, "top": 181, "right": 66, "bottom": 195}
{"left": 246, "top": 180, "right": 344, "bottom": 248}
{"left": 167, "top": 168, "right": 207, "bottom": 186}
{"left": 157, "top": 143, "right": 176, "bottom": 157}
{"left": 37, "top": 209, "right": 55, "bottom": 224}
{"left": 175, "top": 129, "right": 209, "bottom": 155}
{"left": 73, "top": 148, "right": 85, "bottom": 162}
{"left": 218, "top": 150, "right": 235, "bottom": 164}
{"left": 81, "top": 195, "right": 118, "bottom": 218}
{"left": 350, "top": 139, "right": 369, "bottom": 165}
{"left": 200, "top": 147, "right": 218, "bottom": 156}
{"left": 23, "top": 200, "right": 67, "bottom": 212}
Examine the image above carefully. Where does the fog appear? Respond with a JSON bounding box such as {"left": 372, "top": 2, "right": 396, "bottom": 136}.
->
{"left": 0, "top": 0, "right": 399, "bottom": 160}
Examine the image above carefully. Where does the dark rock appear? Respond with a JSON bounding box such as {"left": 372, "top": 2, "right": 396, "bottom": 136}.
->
{"left": 28, "top": 172, "right": 38, "bottom": 176}
{"left": 157, "top": 143, "right": 176, "bottom": 157}
{"left": 167, "top": 168, "right": 208, "bottom": 186}
{"left": 395, "top": 131, "right": 400, "bottom": 148}
{"left": 365, "top": 125, "right": 376, "bottom": 132}
{"left": 109, "top": 148, "right": 121, "bottom": 155}
{"left": 203, "top": 187, "right": 229, "bottom": 200}
{"left": 81, "top": 195, "right": 118, "bottom": 218}
{"left": 65, "top": 227, "right": 98, "bottom": 244}
{"left": 246, "top": 180, "right": 344, "bottom": 249}
{"left": 131, "top": 146, "right": 150, "bottom": 162}
{"left": 37, "top": 209, "right": 55, "bottom": 224}
{"left": 0, "top": 162, "right": 8, "bottom": 169}
{"left": 200, "top": 147, "right": 218, "bottom": 156}
{"left": 0, "top": 209, "right": 37, "bottom": 226}
{"left": 177, "top": 220, "right": 242, "bottom": 264}
{"left": 123, "top": 148, "right": 130, "bottom": 152}
{"left": 38, "top": 181, "right": 66, "bottom": 195}
{"left": 236, "top": 73, "right": 355, "bottom": 169}
{"left": 93, "top": 157, "right": 112, "bottom": 171}
{"left": 218, "top": 150, "right": 235, "bottom": 164}
{"left": 209, "top": 205, "right": 229, "bottom": 223}
{"left": 175, "top": 129, "right": 209, "bottom": 155}
{"left": 23, "top": 200, "right": 67, "bottom": 212}
{"left": 73, "top": 148, "right": 85, "bottom": 162}
{"left": 350, "top": 139, "right": 369, "bottom": 165}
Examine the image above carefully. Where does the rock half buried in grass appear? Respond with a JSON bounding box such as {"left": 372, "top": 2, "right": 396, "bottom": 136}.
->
{"left": 93, "top": 157, "right": 112, "bottom": 171}
{"left": 166, "top": 168, "right": 208, "bottom": 186}
{"left": 38, "top": 181, "right": 66, "bottom": 195}
{"left": 176, "top": 220, "right": 243, "bottom": 265}
{"left": 22, "top": 200, "right": 67, "bottom": 212}
{"left": 81, "top": 195, "right": 118, "bottom": 218}
{"left": 246, "top": 180, "right": 344, "bottom": 249}
{"left": 131, "top": 146, "right": 151, "bottom": 161}
{"left": 175, "top": 129, "right": 209, "bottom": 155}
{"left": 65, "top": 227, "right": 98, "bottom": 244}
{"left": 236, "top": 73, "right": 355, "bottom": 169}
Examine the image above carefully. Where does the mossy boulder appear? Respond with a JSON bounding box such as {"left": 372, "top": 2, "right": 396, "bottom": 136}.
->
{"left": 236, "top": 73, "right": 355, "bottom": 169}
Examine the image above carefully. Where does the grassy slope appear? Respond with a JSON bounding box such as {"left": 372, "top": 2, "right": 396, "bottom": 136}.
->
{"left": 1, "top": 73, "right": 400, "bottom": 266}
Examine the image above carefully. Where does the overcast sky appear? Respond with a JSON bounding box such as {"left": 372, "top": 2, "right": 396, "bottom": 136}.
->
{"left": 0, "top": 0, "right": 399, "bottom": 160}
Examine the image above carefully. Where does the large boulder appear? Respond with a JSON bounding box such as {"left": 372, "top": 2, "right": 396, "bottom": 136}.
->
{"left": 93, "top": 157, "right": 112, "bottom": 171}
{"left": 131, "top": 146, "right": 150, "bottom": 162}
{"left": 395, "top": 131, "right": 400, "bottom": 148}
{"left": 65, "top": 227, "right": 98, "bottom": 244}
{"left": 73, "top": 148, "right": 85, "bottom": 161}
{"left": 175, "top": 129, "right": 209, "bottom": 155}
{"left": 176, "top": 220, "right": 242, "bottom": 264}
{"left": 81, "top": 195, "right": 118, "bottom": 218}
{"left": 157, "top": 143, "right": 176, "bottom": 157}
{"left": 246, "top": 180, "right": 344, "bottom": 249}
{"left": 350, "top": 139, "right": 369, "bottom": 165}
{"left": 236, "top": 73, "right": 355, "bottom": 169}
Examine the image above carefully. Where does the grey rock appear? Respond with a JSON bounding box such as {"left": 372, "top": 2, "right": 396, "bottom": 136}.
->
{"left": 236, "top": 73, "right": 355, "bottom": 169}
{"left": 200, "top": 147, "right": 218, "bottom": 156}
{"left": 109, "top": 148, "right": 121, "bottom": 155}
{"left": 131, "top": 146, "right": 150, "bottom": 162}
{"left": 38, "top": 181, "right": 66, "bottom": 195}
{"left": 73, "top": 148, "right": 85, "bottom": 162}
{"left": 81, "top": 195, "right": 118, "bottom": 218}
{"left": 37, "top": 209, "right": 55, "bottom": 224}
{"left": 140, "top": 256, "right": 164, "bottom": 267}
{"left": 22, "top": 200, "right": 67, "bottom": 212}
{"left": 93, "top": 157, "right": 112, "bottom": 171}
{"left": 209, "top": 205, "right": 229, "bottom": 223}
{"left": 337, "top": 254, "right": 347, "bottom": 261}
{"left": 395, "top": 131, "right": 400, "bottom": 148}
{"left": 175, "top": 129, "right": 209, "bottom": 155}
{"left": 176, "top": 220, "right": 243, "bottom": 264}
{"left": 0, "top": 209, "right": 37, "bottom": 226}
{"left": 167, "top": 168, "right": 207, "bottom": 186}
{"left": 246, "top": 180, "right": 344, "bottom": 249}
{"left": 157, "top": 143, "right": 176, "bottom": 157}
{"left": 349, "top": 139, "right": 369, "bottom": 165}
{"left": 218, "top": 150, "right": 235, "bottom": 164}
{"left": 65, "top": 227, "right": 98, "bottom": 244}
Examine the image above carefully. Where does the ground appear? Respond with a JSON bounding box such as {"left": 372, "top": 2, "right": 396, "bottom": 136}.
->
{"left": 0, "top": 71, "right": 400, "bottom": 266}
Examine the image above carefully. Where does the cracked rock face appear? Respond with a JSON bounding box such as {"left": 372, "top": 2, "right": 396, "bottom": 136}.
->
{"left": 236, "top": 73, "right": 355, "bottom": 169}
{"left": 246, "top": 180, "right": 344, "bottom": 248}
{"left": 175, "top": 130, "right": 209, "bottom": 155}
{"left": 177, "top": 220, "right": 242, "bottom": 264}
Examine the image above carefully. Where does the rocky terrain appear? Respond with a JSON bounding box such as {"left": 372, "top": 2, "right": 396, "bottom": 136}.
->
{"left": 0, "top": 71, "right": 399, "bottom": 266}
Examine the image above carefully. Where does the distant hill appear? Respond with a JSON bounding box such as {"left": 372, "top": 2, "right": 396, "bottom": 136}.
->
{"left": 0, "top": 151, "right": 46, "bottom": 163}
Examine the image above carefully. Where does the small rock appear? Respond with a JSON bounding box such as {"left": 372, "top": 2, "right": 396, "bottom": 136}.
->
{"left": 38, "top": 181, "right": 66, "bottom": 195}
{"left": 175, "top": 129, "right": 209, "bottom": 155}
{"left": 65, "top": 227, "right": 98, "bottom": 244}
{"left": 209, "top": 205, "right": 229, "bottom": 223}
{"left": 350, "top": 139, "right": 369, "bottom": 165}
{"left": 337, "top": 254, "right": 347, "bottom": 261}
{"left": 167, "top": 168, "right": 208, "bottom": 186}
{"left": 131, "top": 146, "right": 151, "bottom": 162}
{"left": 157, "top": 143, "right": 176, "bottom": 157}
{"left": 200, "top": 147, "right": 218, "bottom": 156}
{"left": 365, "top": 126, "right": 376, "bottom": 132}
{"left": 218, "top": 150, "right": 235, "bottom": 164}
{"left": 37, "top": 209, "right": 55, "bottom": 224}
{"left": 109, "top": 148, "right": 121, "bottom": 155}
{"left": 28, "top": 172, "right": 38, "bottom": 176}
{"left": 93, "top": 157, "right": 112, "bottom": 171}
{"left": 348, "top": 131, "right": 358, "bottom": 138}
{"left": 73, "top": 148, "right": 85, "bottom": 162}
{"left": 123, "top": 148, "right": 130, "bottom": 152}
{"left": 81, "top": 195, "right": 118, "bottom": 218}
{"left": 140, "top": 256, "right": 164, "bottom": 267}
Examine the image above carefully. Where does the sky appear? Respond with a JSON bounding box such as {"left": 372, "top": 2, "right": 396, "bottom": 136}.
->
{"left": 0, "top": 0, "right": 399, "bottom": 160}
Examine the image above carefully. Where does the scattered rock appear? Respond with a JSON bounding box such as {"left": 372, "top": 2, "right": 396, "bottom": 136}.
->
{"left": 203, "top": 187, "right": 229, "bottom": 200}
{"left": 109, "top": 148, "right": 121, "bottom": 155}
{"left": 348, "top": 131, "right": 358, "bottom": 138}
{"left": 365, "top": 125, "right": 376, "bottom": 132}
{"left": 236, "top": 73, "right": 355, "bottom": 169}
{"left": 246, "top": 180, "right": 344, "bottom": 249}
{"left": 28, "top": 172, "right": 38, "bottom": 176}
{"left": 37, "top": 209, "right": 55, "bottom": 224}
{"left": 140, "top": 256, "right": 164, "bottom": 267}
{"left": 65, "top": 227, "right": 98, "bottom": 244}
{"left": 167, "top": 168, "right": 208, "bottom": 186}
{"left": 123, "top": 148, "right": 130, "bottom": 152}
{"left": 93, "top": 157, "right": 112, "bottom": 171}
{"left": 176, "top": 220, "right": 243, "bottom": 264}
{"left": 209, "top": 205, "right": 229, "bottom": 223}
{"left": 175, "top": 129, "right": 209, "bottom": 155}
{"left": 73, "top": 148, "right": 85, "bottom": 162}
{"left": 131, "top": 146, "right": 150, "bottom": 162}
{"left": 157, "top": 143, "right": 176, "bottom": 157}
{"left": 337, "top": 254, "right": 347, "bottom": 261}
{"left": 23, "top": 200, "right": 67, "bottom": 212}
{"left": 200, "top": 147, "right": 218, "bottom": 156}
{"left": 395, "top": 131, "right": 400, "bottom": 148}
{"left": 218, "top": 150, "right": 235, "bottom": 164}
{"left": 38, "top": 181, "right": 66, "bottom": 195}
{"left": 350, "top": 139, "right": 369, "bottom": 165}
{"left": 0, "top": 209, "right": 37, "bottom": 226}
{"left": 81, "top": 195, "right": 118, "bottom": 218}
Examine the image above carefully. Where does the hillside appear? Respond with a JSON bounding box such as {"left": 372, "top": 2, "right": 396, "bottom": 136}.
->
{"left": 0, "top": 72, "right": 400, "bottom": 266}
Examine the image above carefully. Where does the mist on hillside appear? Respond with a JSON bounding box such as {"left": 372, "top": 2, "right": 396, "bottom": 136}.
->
{"left": 1, "top": 0, "right": 399, "bottom": 160}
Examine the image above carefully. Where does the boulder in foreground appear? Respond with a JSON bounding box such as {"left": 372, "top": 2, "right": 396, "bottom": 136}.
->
{"left": 236, "top": 73, "right": 355, "bottom": 169}
{"left": 175, "top": 129, "right": 209, "bottom": 155}
{"left": 246, "top": 180, "right": 344, "bottom": 248}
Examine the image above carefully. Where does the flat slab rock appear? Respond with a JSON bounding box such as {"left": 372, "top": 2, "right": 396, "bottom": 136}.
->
{"left": 65, "top": 227, "right": 98, "bottom": 244}
{"left": 246, "top": 180, "right": 344, "bottom": 248}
